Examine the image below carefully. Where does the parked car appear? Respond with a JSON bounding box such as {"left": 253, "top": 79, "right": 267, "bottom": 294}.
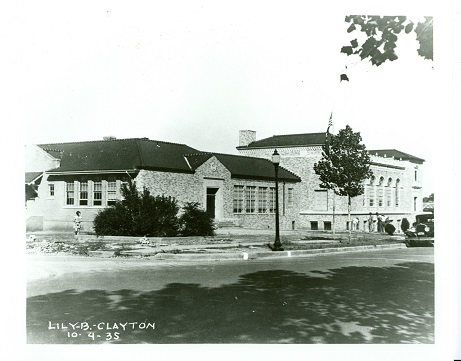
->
{"left": 405, "top": 213, "right": 434, "bottom": 247}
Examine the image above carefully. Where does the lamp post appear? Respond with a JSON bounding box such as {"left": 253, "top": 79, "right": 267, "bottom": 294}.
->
{"left": 270, "top": 149, "right": 283, "bottom": 251}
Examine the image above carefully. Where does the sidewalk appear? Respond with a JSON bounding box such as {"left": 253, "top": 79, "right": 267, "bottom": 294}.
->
{"left": 27, "top": 227, "right": 407, "bottom": 261}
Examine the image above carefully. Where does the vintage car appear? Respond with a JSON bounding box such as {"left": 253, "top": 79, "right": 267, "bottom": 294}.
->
{"left": 404, "top": 213, "right": 434, "bottom": 247}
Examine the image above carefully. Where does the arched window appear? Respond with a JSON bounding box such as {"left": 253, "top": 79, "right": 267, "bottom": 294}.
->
{"left": 395, "top": 179, "right": 401, "bottom": 207}
{"left": 368, "top": 176, "right": 376, "bottom": 207}
{"left": 386, "top": 178, "right": 393, "bottom": 207}
{"left": 378, "top": 176, "right": 384, "bottom": 207}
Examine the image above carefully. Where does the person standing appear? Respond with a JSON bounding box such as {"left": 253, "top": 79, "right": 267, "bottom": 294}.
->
{"left": 74, "top": 211, "right": 82, "bottom": 235}
{"left": 373, "top": 212, "right": 379, "bottom": 232}
{"left": 368, "top": 212, "right": 374, "bottom": 232}
{"left": 377, "top": 213, "right": 383, "bottom": 232}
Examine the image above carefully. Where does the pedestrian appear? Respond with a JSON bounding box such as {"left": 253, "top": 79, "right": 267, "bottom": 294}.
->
{"left": 74, "top": 211, "right": 82, "bottom": 235}
{"left": 368, "top": 212, "right": 373, "bottom": 232}
{"left": 373, "top": 212, "right": 379, "bottom": 232}
{"left": 352, "top": 217, "right": 359, "bottom": 231}
{"left": 377, "top": 213, "right": 383, "bottom": 232}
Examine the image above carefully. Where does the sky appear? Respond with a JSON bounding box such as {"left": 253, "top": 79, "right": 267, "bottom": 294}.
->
{"left": 5, "top": 1, "right": 453, "bottom": 196}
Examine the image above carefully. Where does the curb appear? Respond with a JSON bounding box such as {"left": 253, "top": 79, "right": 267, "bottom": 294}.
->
{"left": 131, "top": 243, "right": 407, "bottom": 261}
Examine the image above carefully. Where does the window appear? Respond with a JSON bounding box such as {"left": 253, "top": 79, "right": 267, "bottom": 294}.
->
{"left": 48, "top": 184, "right": 55, "bottom": 197}
{"left": 324, "top": 221, "right": 331, "bottom": 230}
{"left": 378, "top": 187, "right": 384, "bottom": 207}
{"left": 66, "top": 182, "right": 75, "bottom": 205}
{"left": 269, "top": 187, "right": 276, "bottom": 213}
{"left": 258, "top": 187, "right": 268, "bottom": 213}
{"left": 310, "top": 221, "right": 318, "bottom": 230}
{"left": 378, "top": 177, "right": 384, "bottom": 207}
{"left": 395, "top": 179, "right": 400, "bottom": 207}
{"left": 314, "top": 190, "right": 328, "bottom": 211}
{"left": 233, "top": 185, "right": 244, "bottom": 213}
{"left": 386, "top": 178, "right": 392, "bottom": 207}
{"left": 368, "top": 176, "right": 375, "bottom": 207}
{"left": 93, "top": 181, "right": 102, "bottom": 206}
{"left": 287, "top": 188, "right": 294, "bottom": 208}
{"left": 245, "top": 186, "right": 256, "bottom": 213}
{"left": 79, "top": 182, "right": 88, "bottom": 205}
{"left": 107, "top": 179, "right": 117, "bottom": 206}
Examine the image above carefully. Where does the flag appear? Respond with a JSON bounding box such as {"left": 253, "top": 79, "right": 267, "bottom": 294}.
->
{"left": 325, "top": 112, "right": 333, "bottom": 156}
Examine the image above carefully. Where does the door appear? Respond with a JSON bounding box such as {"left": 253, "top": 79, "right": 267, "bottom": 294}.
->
{"left": 206, "top": 188, "right": 219, "bottom": 218}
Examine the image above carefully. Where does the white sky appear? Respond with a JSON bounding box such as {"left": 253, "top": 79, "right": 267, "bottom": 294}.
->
{"left": 4, "top": 1, "right": 452, "bottom": 195}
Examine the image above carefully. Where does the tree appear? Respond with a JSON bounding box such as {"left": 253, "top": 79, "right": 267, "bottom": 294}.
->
{"left": 340, "top": 15, "right": 433, "bottom": 80}
{"left": 313, "top": 125, "right": 373, "bottom": 240}
{"left": 93, "top": 181, "right": 180, "bottom": 237}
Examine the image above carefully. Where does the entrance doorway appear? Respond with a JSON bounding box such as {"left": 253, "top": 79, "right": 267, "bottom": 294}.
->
{"left": 206, "top": 188, "right": 219, "bottom": 219}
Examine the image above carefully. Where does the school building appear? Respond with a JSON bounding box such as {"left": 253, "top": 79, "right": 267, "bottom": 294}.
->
{"left": 25, "top": 129, "right": 426, "bottom": 233}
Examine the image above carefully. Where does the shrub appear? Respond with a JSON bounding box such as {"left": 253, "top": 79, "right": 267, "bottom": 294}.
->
{"left": 401, "top": 218, "right": 410, "bottom": 232}
{"left": 179, "top": 202, "right": 216, "bottom": 236}
{"left": 93, "top": 181, "right": 180, "bottom": 237}
{"left": 384, "top": 223, "right": 396, "bottom": 235}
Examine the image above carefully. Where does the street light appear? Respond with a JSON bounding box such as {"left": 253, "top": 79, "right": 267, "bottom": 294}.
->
{"left": 269, "top": 149, "right": 283, "bottom": 251}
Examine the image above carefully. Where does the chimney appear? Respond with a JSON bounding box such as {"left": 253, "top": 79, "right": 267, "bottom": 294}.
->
{"left": 103, "top": 136, "right": 117, "bottom": 141}
{"left": 239, "top": 130, "right": 256, "bottom": 147}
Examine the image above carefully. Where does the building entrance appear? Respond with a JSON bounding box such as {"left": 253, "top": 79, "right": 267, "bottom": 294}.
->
{"left": 206, "top": 187, "right": 219, "bottom": 219}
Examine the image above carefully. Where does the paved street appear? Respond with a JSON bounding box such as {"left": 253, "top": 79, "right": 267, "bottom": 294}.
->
{"left": 27, "top": 248, "right": 434, "bottom": 344}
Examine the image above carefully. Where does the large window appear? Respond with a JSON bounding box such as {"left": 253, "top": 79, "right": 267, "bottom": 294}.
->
{"left": 258, "top": 187, "right": 268, "bottom": 213}
{"left": 269, "top": 187, "right": 276, "bottom": 213}
{"left": 79, "top": 182, "right": 88, "bottom": 205}
{"left": 107, "top": 178, "right": 117, "bottom": 206}
{"left": 93, "top": 181, "right": 102, "bottom": 206}
{"left": 233, "top": 186, "right": 244, "bottom": 213}
{"left": 245, "top": 186, "right": 256, "bottom": 213}
{"left": 233, "top": 184, "right": 289, "bottom": 214}
{"left": 66, "top": 182, "right": 75, "bottom": 205}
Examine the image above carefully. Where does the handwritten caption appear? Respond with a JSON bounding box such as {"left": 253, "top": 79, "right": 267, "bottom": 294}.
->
{"left": 48, "top": 321, "right": 155, "bottom": 341}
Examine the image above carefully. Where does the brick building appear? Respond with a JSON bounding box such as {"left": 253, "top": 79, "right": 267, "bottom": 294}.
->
{"left": 25, "top": 138, "right": 300, "bottom": 232}
{"left": 237, "top": 130, "right": 426, "bottom": 231}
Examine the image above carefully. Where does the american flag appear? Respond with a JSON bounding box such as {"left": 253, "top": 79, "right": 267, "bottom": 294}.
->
{"left": 325, "top": 112, "right": 333, "bottom": 156}
{"left": 328, "top": 112, "right": 333, "bottom": 130}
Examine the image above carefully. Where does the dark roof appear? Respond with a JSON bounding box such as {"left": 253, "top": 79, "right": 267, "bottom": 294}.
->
{"left": 39, "top": 138, "right": 200, "bottom": 173}
{"left": 237, "top": 132, "right": 326, "bottom": 149}
{"left": 185, "top": 153, "right": 301, "bottom": 182}
{"left": 37, "top": 138, "right": 300, "bottom": 181}
{"left": 25, "top": 172, "right": 43, "bottom": 184}
{"left": 368, "top": 149, "right": 425, "bottom": 164}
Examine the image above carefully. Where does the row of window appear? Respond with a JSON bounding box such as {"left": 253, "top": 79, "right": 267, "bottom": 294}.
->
{"left": 365, "top": 185, "right": 402, "bottom": 208}
{"left": 52, "top": 179, "right": 123, "bottom": 207}
{"left": 233, "top": 185, "right": 294, "bottom": 214}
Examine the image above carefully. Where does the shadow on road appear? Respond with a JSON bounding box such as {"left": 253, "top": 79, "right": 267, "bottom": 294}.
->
{"left": 27, "top": 262, "right": 433, "bottom": 344}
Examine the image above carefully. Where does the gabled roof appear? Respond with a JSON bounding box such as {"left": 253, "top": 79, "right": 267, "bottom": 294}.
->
{"left": 185, "top": 153, "right": 301, "bottom": 182}
{"left": 368, "top": 149, "right": 425, "bottom": 164}
{"left": 237, "top": 132, "right": 326, "bottom": 149}
{"left": 39, "top": 138, "right": 200, "bottom": 173}
{"left": 25, "top": 172, "right": 43, "bottom": 184}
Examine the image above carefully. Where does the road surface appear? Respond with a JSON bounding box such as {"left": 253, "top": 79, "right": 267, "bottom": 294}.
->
{"left": 27, "top": 247, "right": 434, "bottom": 344}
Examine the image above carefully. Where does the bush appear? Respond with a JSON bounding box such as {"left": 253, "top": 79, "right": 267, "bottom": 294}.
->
{"left": 384, "top": 223, "right": 396, "bottom": 235}
{"left": 401, "top": 218, "right": 410, "bottom": 233}
{"left": 179, "top": 202, "right": 216, "bottom": 236}
{"left": 93, "top": 181, "right": 180, "bottom": 237}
